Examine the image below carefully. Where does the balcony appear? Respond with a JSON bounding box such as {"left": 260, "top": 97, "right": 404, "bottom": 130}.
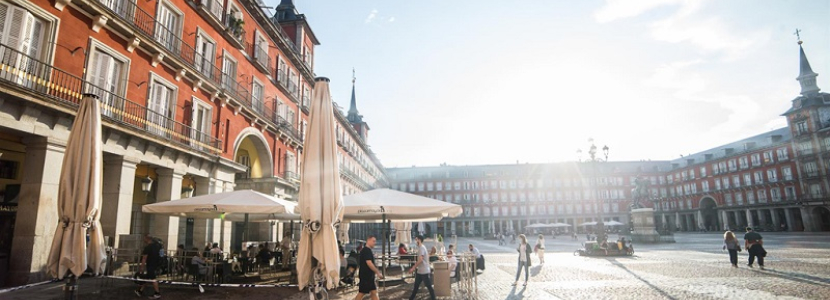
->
{"left": 90, "top": 0, "right": 219, "bottom": 88}
{"left": 250, "top": 41, "right": 271, "bottom": 74}
{"left": 0, "top": 43, "right": 222, "bottom": 155}
{"left": 220, "top": 70, "right": 251, "bottom": 108}
{"left": 223, "top": 14, "right": 247, "bottom": 50}
{"left": 195, "top": 0, "right": 224, "bottom": 29}
{"left": 278, "top": 118, "right": 302, "bottom": 142}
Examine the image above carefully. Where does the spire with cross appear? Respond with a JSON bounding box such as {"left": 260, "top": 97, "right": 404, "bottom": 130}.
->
{"left": 794, "top": 28, "right": 802, "bottom": 45}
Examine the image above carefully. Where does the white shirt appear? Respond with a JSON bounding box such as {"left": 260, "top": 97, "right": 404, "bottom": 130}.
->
{"left": 416, "top": 244, "right": 431, "bottom": 274}
{"left": 519, "top": 244, "right": 528, "bottom": 262}
{"left": 469, "top": 247, "right": 482, "bottom": 258}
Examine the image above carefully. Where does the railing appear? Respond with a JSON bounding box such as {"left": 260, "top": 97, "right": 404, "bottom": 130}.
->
{"left": 252, "top": 41, "right": 271, "bottom": 72}
{"left": 0, "top": 43, "right": 222, "bottom": 155}
{"left": 224, "top": 14, "right": 246, "bottom": 45}
{"left": 282, "top": 171, "right": 299, "bottom": 181}
{"left": 279, "top": 118, "right": 302, "bottom": 141}
{"left": 95, "top": 0, "right": 202, "bottom": 84}
{"left": 194, "top": 51, "right": 222, "bottom": 84}
{"left": 220, "top": 71, "right": 251, "bottom": 107}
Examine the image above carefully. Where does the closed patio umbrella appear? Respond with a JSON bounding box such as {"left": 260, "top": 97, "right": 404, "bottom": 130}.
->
{"left": 47, "top": 94, "right": 107, "bottom": 297}
{"left": 337, "top": 222, "right": 350, "bottom": 245}
{"left": 297, "top": 77, "right": 344, "bottom": 293}
{"left": 394, "top": 222, "right": 412, "bottom": 246}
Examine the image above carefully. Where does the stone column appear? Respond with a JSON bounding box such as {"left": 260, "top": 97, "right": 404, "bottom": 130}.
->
{"left": 152, "top": 168, "right": 184, "bottom": 251}
{"left": 697, "top": 210, "right": 705, "bottom": 230}
{"left": 745, "top": 210, "right": 754, "bottom": 227}
{"left": 770, "top": 209, "right": 781, "bottom": 231}
{"left": 190, "top": 176, "right": 211, "bottom": 249}
{"left": 783, "top": 208, "right": 795, "bottom": 231}
{"left": 757, "top": 209, "right": 767, "bottom": 226}
{"left": 8, "top": 138, "right": 65, "bottom": 285}
{"left": 800, "top": 206, "right": 815, "bottom": 232}
{"left": 101, "top": 156, "right": 140, "bottom": 247}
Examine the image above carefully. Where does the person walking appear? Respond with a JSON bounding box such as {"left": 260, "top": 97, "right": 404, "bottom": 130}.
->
{"left": 535, "top": 234, "right": 546, "bottom": 264}
{"left": 722, "top": 231, "right": 741, "bottom": 268}
{"left": 744, "top": 227, "right": 766, "bottom": 269}
{"left": 408, "top": 235, "right": 436, "bottom": 300}
{"left": 512, "top": 234, "right": 532, "bottom": 287}
{"left": 355, "top": 235, "right": 383, "bottom": 300}
{"left": 135, "top": 235, "right": 162, "bottom": 299}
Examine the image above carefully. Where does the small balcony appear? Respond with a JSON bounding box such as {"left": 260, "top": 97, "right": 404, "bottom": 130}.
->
{"left": 195, "top": 0, "right": 224, "bottom": 29}
{"left": 223, "top": 14, "right": 246, "bottom": 50}
{"left": 250, "top": 41, "right": 271, "bottom": 74}
{"left": 0, "top": 43, "right": 222, "bottom": 155}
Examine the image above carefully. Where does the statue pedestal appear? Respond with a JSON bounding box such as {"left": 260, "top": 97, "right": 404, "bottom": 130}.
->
{"left": 630, "top": 208, "right": 672, "bottom": 243}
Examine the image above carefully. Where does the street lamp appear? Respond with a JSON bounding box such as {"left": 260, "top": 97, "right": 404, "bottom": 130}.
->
{"left": 578, "top": 138, "right": 610, "bottom": 243}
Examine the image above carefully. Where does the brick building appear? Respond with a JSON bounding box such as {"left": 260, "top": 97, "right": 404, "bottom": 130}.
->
{"left": 0, "top": 0, "right": 386, "bottom": 286}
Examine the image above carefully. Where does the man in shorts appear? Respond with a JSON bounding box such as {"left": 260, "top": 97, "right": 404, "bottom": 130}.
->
{"left": 135, "top": 235, "right": 162, "bottom": 299}
{"left": 355, "top": 235, "right": 383, "bottom": 300}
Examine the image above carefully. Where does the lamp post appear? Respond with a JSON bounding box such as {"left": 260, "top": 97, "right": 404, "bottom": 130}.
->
{"left": 578, "top": 139, "right": 609, "bottom": 243}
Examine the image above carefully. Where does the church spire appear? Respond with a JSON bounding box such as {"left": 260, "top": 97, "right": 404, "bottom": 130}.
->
{"left": 348, "top": 68, "right": 362, "bottom": 123}
{"left": 795, "top": 29, "right": 820, "bottom": 96}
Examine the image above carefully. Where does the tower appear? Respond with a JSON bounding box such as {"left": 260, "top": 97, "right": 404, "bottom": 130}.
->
{"left": 347, "top": 69, "right": 370, "bottom": 142}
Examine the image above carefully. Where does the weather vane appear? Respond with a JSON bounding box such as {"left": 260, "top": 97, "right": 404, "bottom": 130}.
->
{"left": 352, "top": 68, "right": 356, "bottom": 84}
{"left": 794, "top": 28, "right": 802, "bottom": 44}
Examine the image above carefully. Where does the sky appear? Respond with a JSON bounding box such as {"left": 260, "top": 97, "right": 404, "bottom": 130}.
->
{"left": 268, "top": 0, "right": 830, "bottom": 168}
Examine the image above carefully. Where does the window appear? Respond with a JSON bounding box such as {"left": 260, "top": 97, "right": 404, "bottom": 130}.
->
{"left": 236, "top": 150, "right": 250, "bottom": 179}
{"left": 195, "top": 30, "right": 217, "bottom": 80}
{"left": 782, "top": 167, "right": 793, "bottom": 181}
{"left": 746, "top": 191, "right": 755, "bottom": 204}
{"left": 86, "top": 44, "right": 129, "bottom": 118}
{"left": 190, "top": 97, "right": 212, "bottom": 148}
{"left": 754, "top": 171, "right": 763, "bottom": 184}
{"left": 743, "top": 173, "right": 751, "bottom": 186}
{"left": 732, "top": 175, "right": 740, "bottom": 188}
{"left": 700, "top": 166, "right": 707, "bottom": 177}
{"left": 777, "top": 148, "right": 789, "bottom": 160}
{"left": 728, "top": 159, "right": 737, "bottom": 172}
{"left": 155, "top": 0, "right": 183, "bottom": 53}
{"left": 689, "top": 169, "right": 695, "bottom": 179}
{"left": 251, "top": 80, "right": 264, "bottom": 112}
{"left": 739, "top": 157, "right": 748, "bottom": 169}
{"left": 767, "top": 169, "right": 778, "bottom": 182}
{"left": 798, "top": 141, "right": 813, "bottom": 155}
{"left": 735, "top": 192, "right": 743, "bottom": 205}
{"left": 785, "top": 186, "right": 796, "bottom": 200}
{"left": 725, "top": 193, "right": 733, "bottom": 206}
{"left": 147, "top": 73, "right": 177, "bottom": 137}
{"left": 810, "top": 184, "right": 822, "bottom": 198}
{"left": 763, "top": 151, "right": 774, "bottom": 164}
{"left": 254, "top": 31, "right": 269, "bottom": 68}
{"left": 770, "top": 188, "right": 781, "bottom": 202}
{"left": 436, "top": 182, "right": 442, "bottom": 191}
{"left": 722, "top": 177, "right": 730, "bottom": 189}
{"left": 757, "top": 190, "right": 767, "bottom": 203}
{"left": 222, "top": 53, "right": 237, "bottom": 92}
{"left": 751, "top": 154, "right": 761, "bottom": 166}
{"left": 701, "top": 180, "right": 709, "bottom": 192}
{"left": 796, "top": 121, "right": 808, "bottom": 135}
{"left": 0, "top": 1, "right": 50, "bottom": 85}
{"left": 714, "top": 179, "right": 721, "bottom": 190}
{"left": 804, "top": 161, "right": 818, "bottom": 177}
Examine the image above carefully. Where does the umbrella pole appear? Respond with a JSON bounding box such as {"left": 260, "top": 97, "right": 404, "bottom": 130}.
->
{"left": 381, "top": 213, "right": 386, "bottom": 288}
{"left": 63, "top": 273, "right": 77, "bottom": 300}
{"left": 219, "top": 214, "right": 225, "bottom": 251}
{"left": 243, "top": 213, "right": 250, "bottom": 243}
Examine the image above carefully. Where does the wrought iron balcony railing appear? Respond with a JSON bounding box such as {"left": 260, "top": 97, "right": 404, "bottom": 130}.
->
{"left": 0, "top": 43, "right": 222, "bottom": 155}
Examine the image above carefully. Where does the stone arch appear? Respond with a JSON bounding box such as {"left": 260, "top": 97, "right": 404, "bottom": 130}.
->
{"left": 812, "top": 206, "right": 830, "bottom": 231}
{"left": 699, "top": 196, "right": 719, "bottom": 231}
{"left": 232, "top": 127, "right": 273, "bottom": 178}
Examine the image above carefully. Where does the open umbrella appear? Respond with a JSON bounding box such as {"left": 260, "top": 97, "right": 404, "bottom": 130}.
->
{"left": 343, "top": 188, "right": 463, "bottom": 222}
{"left": 579, "top": 221, "right": 598, "bottom": 226}
{"left": 47, "top": 94, "right": 106, "bottom": 297}
{"left": 549, "top": 223, "right": 572, "bottom": 228}
{"left": 142, "top": 189, "right": 298, "bottom": 248}
{"left": 605, "top": 220, "right": 624, "bottom": 226}
{"left": 297, "top": 77, "right": 344, "bottom": 293}
{"left": 526, "top": 223, "right": 550, "bottom": 229}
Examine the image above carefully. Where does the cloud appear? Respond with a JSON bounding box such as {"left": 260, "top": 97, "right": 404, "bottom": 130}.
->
{"left": 593, "top": 0, "right": 687, "bottom": 23}
{"left": 388, "top": 17, "right": 395, "bottom": 23}
{"left": 365, "top": 9, "right": 378, "bottom": 23}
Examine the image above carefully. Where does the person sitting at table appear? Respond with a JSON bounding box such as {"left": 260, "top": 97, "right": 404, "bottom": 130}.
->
{"left": 209, "top": 243, "right": 223, "bottom": 255}
{"left": 428, "top": 246, "right": 439, "bottom": 262}
{"left": 446, "top": 245, "right": 458, "bottom": 278}
{"left": 256, "top": 244, "right": 272, "bottom": 269}
{"left": 191, "top": 248, "right": 208, "bottom": 279}
{"left": 339, "top": 247, "right": 356, "bottom": 285}
{"left": 398, "top": 243, "right": 408, "bottom": 255}
{"left": 230, "top": 254, "right": 243, "bottom": 274}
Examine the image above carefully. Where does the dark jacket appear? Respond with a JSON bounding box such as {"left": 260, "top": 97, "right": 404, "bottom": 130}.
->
{"left": 517, "top": 243, "right": 532, "bottom": 267}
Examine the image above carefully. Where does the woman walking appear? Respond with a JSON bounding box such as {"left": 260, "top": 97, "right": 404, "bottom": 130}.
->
{"left": 512, "top": 234, "right": 532, "bottom": 287}
{"left": 535, "top": 234, "right": 546, "bottom": 264}
{"left": 723, "top": 230, "right": 741, "bottom": 268}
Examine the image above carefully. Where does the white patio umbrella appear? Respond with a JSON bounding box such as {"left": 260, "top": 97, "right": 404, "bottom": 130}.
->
{"left": 142, "top": 189, "right": 298, "bottom": 247}
{"left": 549, "top": 223, "right": 572, "bottom": 228}
{"left": 47, "top": 94, "right": 106, "bottom": 297}
{"left": 342, "top": 188, "right": 463, "bottom": 222}
{"left": 297, "top": 77, "right": 344, "bottom": 293}
{"left": 605, "top": 220, "right": 625, "bottom": 226}
{"left": 580, "top": 221, "right": 598, "bottom": 226}
{"left": 393, "top": 222, "right": 412, "bottom": 246}
{"left": 526, "top": 223, "right": 550, "bottom": 229}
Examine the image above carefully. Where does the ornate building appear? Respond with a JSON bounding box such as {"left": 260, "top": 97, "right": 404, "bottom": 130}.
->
{"left": 0, "top": 0, "right": 386, "bottom": 286}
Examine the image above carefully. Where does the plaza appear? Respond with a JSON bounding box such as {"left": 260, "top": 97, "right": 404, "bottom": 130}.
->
{"left": 3, "top": 232, "right": 830, "bottom": 299}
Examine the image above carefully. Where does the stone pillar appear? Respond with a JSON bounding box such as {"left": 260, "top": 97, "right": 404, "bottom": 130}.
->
{"left": 451, "top": 221, "right": 456, "bottom": 236}
{"left": 101, "top": 156, "right": 140, "bottom": 247}
{"left": 152, "top": 168, "right": 184, "bottom": 251}
{"left": 770, "top": 209, "right": 781, "bottom": 231}
{"left": 697, "top": 210, "right": 704, "bottom": 230}
{"left": 757, "top": 209, "right": 767, "bottom": 226}
{"left": 9, "top": 138, "right": 65, "bottom": 285}
{"left": 745, "top": 210, "right": 754, "bottom": 227}
{"left": 800, "top": 207, "right": 815, "bottom": 232}
{"left": 784, "top": 208, "right": 795, "bottom": 231}
{"left": 721, "top": 210, "right": 729, "bottom": 230}
{"left": 190, "top": 176, "right": 211, "bottom": 249}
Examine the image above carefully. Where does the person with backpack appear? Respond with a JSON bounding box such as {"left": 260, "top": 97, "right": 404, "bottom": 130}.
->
{"left": 135, "top": 235, "right": 162, "bottom": 299}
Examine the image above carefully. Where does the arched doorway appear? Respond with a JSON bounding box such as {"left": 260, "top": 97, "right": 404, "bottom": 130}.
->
{"left": 812, "top": 207, "right": 830, "bottom": 231}
{"left": 699, "top": 197, "right": 719, "bottom": 231}
{"left": 232, "top": 128, "right": 274, "bottom": 179}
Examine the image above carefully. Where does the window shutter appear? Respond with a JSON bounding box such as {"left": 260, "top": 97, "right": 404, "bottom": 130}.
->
{"left": 6, "top": 6, "right": 28, "bottom": 51}
{"left": 0, "top": 3, "right": 9, "bottom": 45}
{"left": 27, "top": 18, "right": 43, "bottom": 59}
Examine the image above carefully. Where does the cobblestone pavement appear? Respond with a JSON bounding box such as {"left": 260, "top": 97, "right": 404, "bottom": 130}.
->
{"left": 5, "top": 232, "right": 830, "bottom": 299}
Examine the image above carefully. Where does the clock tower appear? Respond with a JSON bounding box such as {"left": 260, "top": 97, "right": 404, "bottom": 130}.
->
{"left": 781, "top": 37, "right": 830, "bottom": 231}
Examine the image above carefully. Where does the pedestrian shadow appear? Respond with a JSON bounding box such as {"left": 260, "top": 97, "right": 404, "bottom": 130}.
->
{"left": 750, "top": 268, "right": 830, "bottom": 288}
{"left": 530, "top": 265, "right": 543, "bottom": 277}
{"left": 505, "top": 285, "right": 526, "bottom": 299}
{"left": 609, "top": 259, "right": 677, "bottom": 300}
